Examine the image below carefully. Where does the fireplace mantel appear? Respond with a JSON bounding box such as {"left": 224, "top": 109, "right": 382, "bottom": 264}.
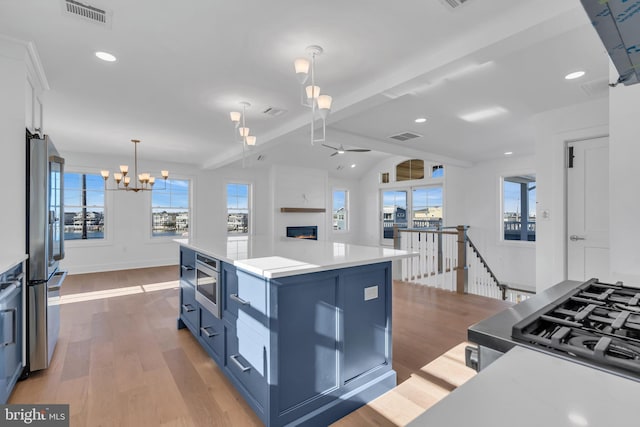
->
{"left": 280, "top": 207, "right": 326, "bottom": 213}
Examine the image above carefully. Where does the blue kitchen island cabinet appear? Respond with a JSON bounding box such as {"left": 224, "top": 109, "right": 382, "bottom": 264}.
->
{"left": 176, "top": 236, "right": 414, "bottom": 426}
{"left": 225, "top": 262, "right": 394, "bottom": 427}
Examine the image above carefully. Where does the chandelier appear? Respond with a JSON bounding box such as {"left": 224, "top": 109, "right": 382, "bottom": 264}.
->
{"left": 100, "top": 139, "right": 168, "bottom": 192}
{"left": 229, "top": 101, "right": 257, "bottom": 147}
{"left": 294, "top": 45, "right": 333, "bottom": 144}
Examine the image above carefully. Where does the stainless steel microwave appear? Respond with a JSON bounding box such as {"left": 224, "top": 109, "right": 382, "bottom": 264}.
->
{"left": 195, "top": 254, "right": 221, "bottom": 318}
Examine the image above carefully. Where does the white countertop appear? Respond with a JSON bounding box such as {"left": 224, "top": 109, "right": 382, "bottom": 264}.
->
{"left": 176, "top": 235, "right": 415, "bottom": 278}
{"left": 408, "top": 345, "right": 640, "bottom": 426}
{"left": 0, "top": 253, "right": 27, "bottom": 275}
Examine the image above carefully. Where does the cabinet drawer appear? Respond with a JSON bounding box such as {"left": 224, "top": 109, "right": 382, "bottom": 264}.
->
{"left": 199, "top": 307, "right": 223, "bottom": 359}
{"left": 226, "top": 323, "right": 267, "bottom": 409}
{"left": 180, "top": 247, "right": 196, "bottom": 285}
{"left": 180, "top": 281, "right": 198, "bottom": 329}
{"left": 224, "top": 267, "right": 267, "bottom": 321}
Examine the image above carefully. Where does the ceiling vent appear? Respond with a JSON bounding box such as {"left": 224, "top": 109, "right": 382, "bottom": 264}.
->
{"left": 262, "top": 107, "right": 287, "bottom": 117}
{"left": 62, "top": 0, "right": 111, "bottom": 27}
{"left": 389, "top": 132, "right": 423, "bottom": 142}
{"left": 256, "top": 155, "right": 265, "bottom": 161}
{"left": 439, "top": 0, "right": 472, "bottom": 10}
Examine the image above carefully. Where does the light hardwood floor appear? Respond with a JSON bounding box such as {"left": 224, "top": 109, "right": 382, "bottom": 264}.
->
{"left": 10, "top": 266, "right": 510, "bottom": 426}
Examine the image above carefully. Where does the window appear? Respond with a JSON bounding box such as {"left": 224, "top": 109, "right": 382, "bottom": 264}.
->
{"left": 227, "top": 183, "right": 250, "bottom": 234}
{"left": 382, "top": 190, "right": 408, "bottom": 239}
{"left": 412, "top": 187, "right": 443, "bottom": 229}
{"left": 152, "top": 178, "right": 190, "bottom": 238}
{"left": 396, "top": 159, "right": 424, "bottom": 181}
{"left": 332, "top": 190, "right": 348, "bottom": 231}
{"left": 503, "top": 175, "right": 536, "bottom": 241}
{"left": 432, "top": 165, "right": 444, "bottom": 178}
{"left": 64, "top": 172, "right": 105, "bottom": 240}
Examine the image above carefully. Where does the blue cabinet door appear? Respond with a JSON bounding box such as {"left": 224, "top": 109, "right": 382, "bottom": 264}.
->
{"left": 275, "top": 271, "right": 340, "bottom": 415}
{"left": 226, "top": 323, "right": 268, "bottom": 411}
{"left": 179, "top": 247, "right": 196, "bottom": 285}
{"left": 180, "top": 281, "right": 198, "bottom": 330}
{"left": 342, "top": 264, "right": 390, "bottom": 382}
{"left": 198, "top": 307, "right": 224, "bottom": 360}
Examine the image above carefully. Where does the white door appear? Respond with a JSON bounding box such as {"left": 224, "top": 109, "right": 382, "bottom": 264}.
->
{"left": 567, "top": 137, "right": 610, "bottom": 282}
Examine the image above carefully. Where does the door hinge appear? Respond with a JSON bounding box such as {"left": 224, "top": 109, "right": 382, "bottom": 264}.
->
{"left": 567, "top": 146, "right": 575, "bottom": 168}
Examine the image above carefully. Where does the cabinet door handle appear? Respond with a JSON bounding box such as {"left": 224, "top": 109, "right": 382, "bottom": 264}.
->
{"left": 230, "top": 354, "right": 251, "bottom": 372}
{"left": 200, "top": 326, "right": 219, "bottom": 338}
{"left": 230, "top": 293, "right": 250, "bottom": 306}
{"left": 181, "top": 265, "right": 194, "bottom": 271}
{"left": 182, "top": 304, "right": 195, "bottom": 313}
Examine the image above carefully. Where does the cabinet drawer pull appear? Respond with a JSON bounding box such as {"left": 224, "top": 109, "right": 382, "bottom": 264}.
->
{"left": 200, "top": 326, "right": 219, "bottom": 338}
{"left": 230, "top": 293, "right": 250, "bottom": 305}
{"left": 181, "top": 265, "right": 194, "bottom": 271}
{"left": 182, "top": 304, "right": 195, "bottom": 313}
{"left": 230, "top": 354, "right": 251, "bottom": 372}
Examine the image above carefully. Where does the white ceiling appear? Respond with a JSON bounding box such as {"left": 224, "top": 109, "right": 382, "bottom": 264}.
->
{"left": 0, "top": 0, "right": 610, "bottom": 177}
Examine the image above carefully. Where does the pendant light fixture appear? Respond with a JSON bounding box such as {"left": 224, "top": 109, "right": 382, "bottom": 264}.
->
{"left": 294, "top": 45, "right": 333, "bottom": 145}
{"left": 229, "top": 101, "right": 257, "bottom": 147}
{"left": 100, "top": 139, "right": 168, "bottom": 192}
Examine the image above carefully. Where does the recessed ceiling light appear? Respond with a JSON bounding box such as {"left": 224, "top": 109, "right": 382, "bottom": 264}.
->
{"left": 459, "top": 106, "right": 508, "bottom": 122}
{"left": 95, "top": 51, "right": 117, "bottom": 62}
{"left": 564, "top": 71, "right": 585, "bottom": 80}
{"left": 350, "top": 164, "right": 356, "bottom": 168}
{"left": 414, "top": 117, "right": 427, "bottom": 123}
{"left": 504, "top": 151, "right": 513, "bottom": 156}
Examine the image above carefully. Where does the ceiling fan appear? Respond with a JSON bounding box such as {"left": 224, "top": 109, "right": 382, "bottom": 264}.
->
{"left": 322, "top": 144, "right": 371, "bottom": 157}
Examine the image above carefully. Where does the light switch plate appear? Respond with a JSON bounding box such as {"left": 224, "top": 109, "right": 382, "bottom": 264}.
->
{"left": 364, "top": 285, "right": 379, "bottom": 301}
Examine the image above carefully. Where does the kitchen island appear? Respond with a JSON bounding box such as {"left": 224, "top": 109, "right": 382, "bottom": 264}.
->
{"left": 175, "top": 236, "right": 415, "bottom": 427}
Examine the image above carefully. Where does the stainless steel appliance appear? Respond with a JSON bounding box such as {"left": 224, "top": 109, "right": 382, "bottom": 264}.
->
{"left": 195, "top": 254, "right": 220, "bottom": 318}
{"left": 0, "top": 264, "right": 24, "bottom": 403}
{"left": 26, "top": 132, "right": 67, "bottom": 372}
{"left": 511, "top": 278, "right": 640, "bottom": 381}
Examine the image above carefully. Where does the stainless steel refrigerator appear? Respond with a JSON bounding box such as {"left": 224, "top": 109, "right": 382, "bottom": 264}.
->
{"left": 26, "top": 132, "right": 67, "bottom": 372}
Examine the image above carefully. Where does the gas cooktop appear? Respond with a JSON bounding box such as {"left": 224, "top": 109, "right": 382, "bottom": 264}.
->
{"left": 512, "top": 278, "right": 640, "bottom": 379}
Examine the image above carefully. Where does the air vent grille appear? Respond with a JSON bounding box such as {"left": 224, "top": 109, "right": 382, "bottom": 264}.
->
{"left": 440, "top": 0, "right": 472, "bottom": 9}
{"left": 389, "top": 132, "right": 423, "bottom": 142}
{"left": 64, "top": 0, "right": 110, "bottom": 26}
{"left": 262, "top": 107, "right": 287, "bottom": 117}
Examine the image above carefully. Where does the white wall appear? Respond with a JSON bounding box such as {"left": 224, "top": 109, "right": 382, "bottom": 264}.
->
{"left": 609, "top": 68, "right": 640, "bottom": 283}
{"left": 328, "top": 176, "right": 361, "bottom": 243}
{"left": 270, "top": 165, "right": 329, "bottom": 240}
{"left": 534, "top": 98, "right": 608, "bottom": 291}
{"left": 447, "top": 155, "right": 537, "bottom": 289}
{"left": 59, "top": 151, "right": 200, "bottom": 273}
{"left": 357, "top": 155, "right": 446, "bottom": 246}
{"left": 0, "top": 40, "right": 29, "bottom": 259}
{"left": 195, "top": 164, "right": 272, "bottom": 239}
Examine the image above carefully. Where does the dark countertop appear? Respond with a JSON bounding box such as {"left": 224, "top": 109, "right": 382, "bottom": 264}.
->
{"left": 467, "top": 279, "right": 582, "bottom": 353}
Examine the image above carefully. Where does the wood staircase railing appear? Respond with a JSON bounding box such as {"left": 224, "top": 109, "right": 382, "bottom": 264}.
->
{"left": 395, "top": 225, "right": 535, "bottom": 302}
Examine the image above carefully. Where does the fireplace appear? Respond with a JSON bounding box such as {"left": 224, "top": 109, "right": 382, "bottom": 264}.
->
{"left": 286, "top": 226, "right": 318, "bottom": 240}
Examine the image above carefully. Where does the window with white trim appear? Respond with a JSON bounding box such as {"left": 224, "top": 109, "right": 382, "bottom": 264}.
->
{"left": 332, "top": 190, "right": 348, "bottom": 231}
{"left": 151, "top": 178, "right": 190, "bottom": 238}
{"left": 227, "top": 183, "right": 251, "bottom": 234}
{"left": 502, "top": 175, "right": 536, "bottom": 242}
{"left": 63, "top": 172, "right": 105, "bottom": 240}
